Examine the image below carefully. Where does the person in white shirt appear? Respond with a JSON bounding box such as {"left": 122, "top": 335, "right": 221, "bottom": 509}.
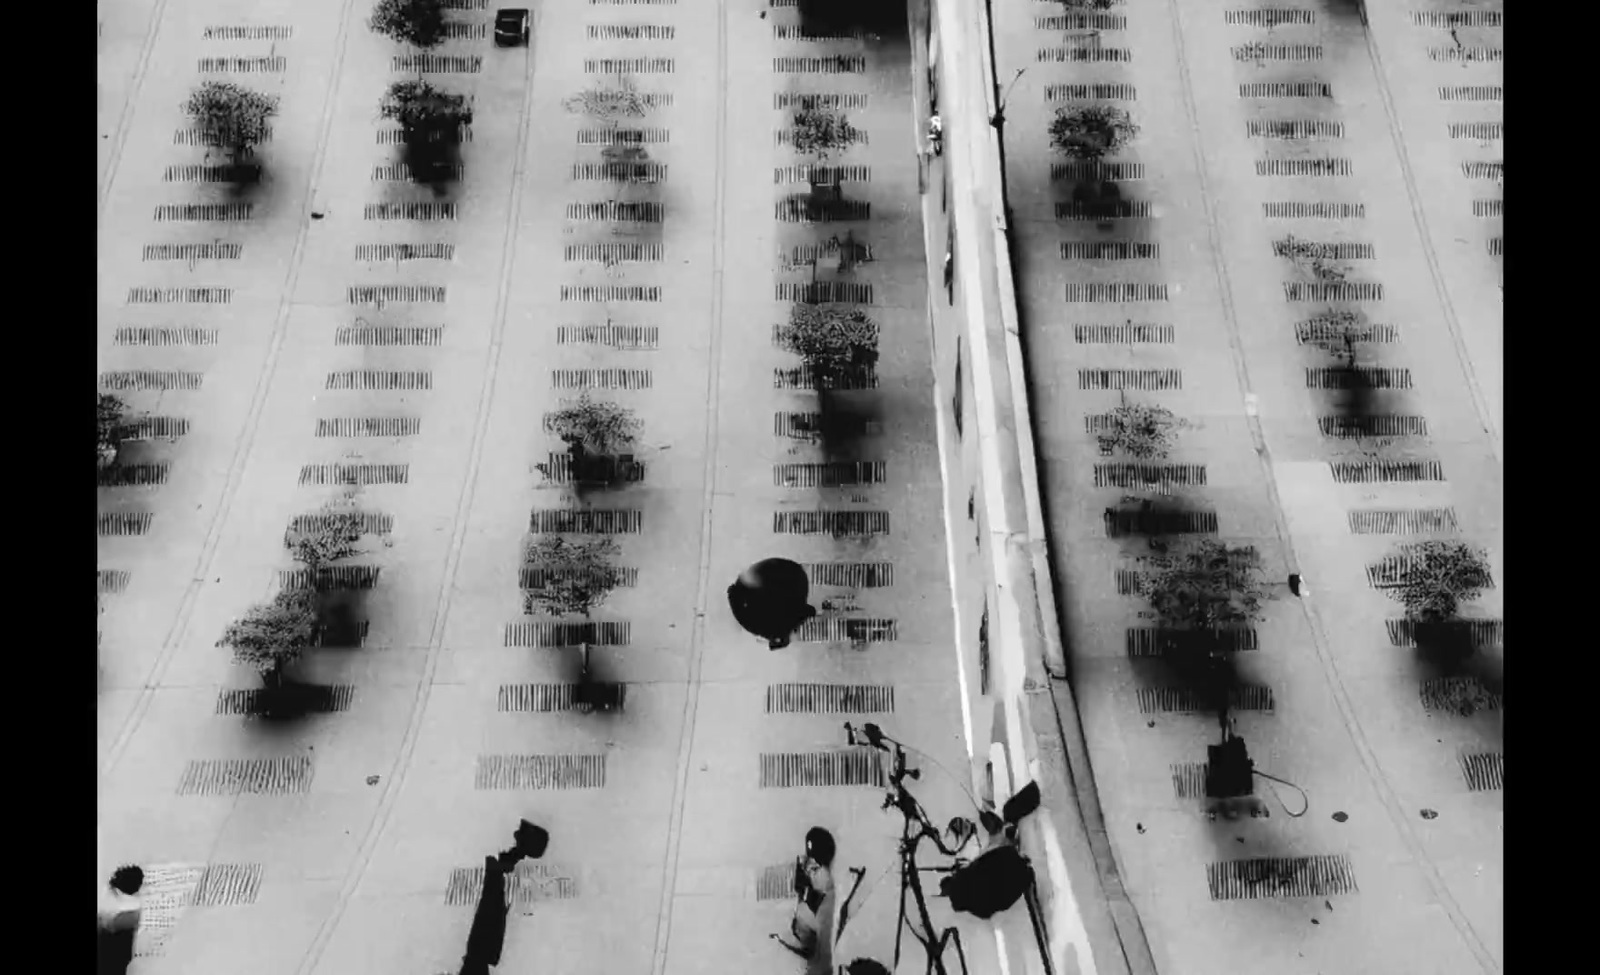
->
{"left": 97, "top": 865, "right": 143, "bottom": 975}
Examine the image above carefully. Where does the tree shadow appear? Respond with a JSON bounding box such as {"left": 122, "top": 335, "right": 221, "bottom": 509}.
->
{"left": 798, "top": 0, "right": 906, "bottom": 34}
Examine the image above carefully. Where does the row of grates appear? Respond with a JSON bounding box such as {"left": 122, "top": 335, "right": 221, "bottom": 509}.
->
{"left": 1037, "top": 48, "right": 1133, "bottom": 63}
{"left": 774, "top": 366, "right": 879, "bottom": 390}
{"left": 555, "top": 324, "right": 660, "bottom": 349}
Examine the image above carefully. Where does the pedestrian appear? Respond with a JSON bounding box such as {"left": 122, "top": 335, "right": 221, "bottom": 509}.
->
{"left": 769, "top": 827, "right": 869, "bottom": 975}
{"left": 927, "top": 115, "right": 942, "bottom": 157}
{"left": 97, "top": 865, "right": 143, "bottom": 975}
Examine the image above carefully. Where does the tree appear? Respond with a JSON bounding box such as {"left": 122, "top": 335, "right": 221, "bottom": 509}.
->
{"left": 185, "top": 81, "right": 279, "bottom": 163}
{"left": 541, "top": 394, "right": 642, "bottom": 487}
{"left": 1100, "top": 398, "right": 1181, "bottom": 459}
{"left": 217, "top": 588, "right": 318, "bottom": 691}
{"left": 98, "top": 394, "right": 129, "bottom": 466}
{"left": 368, "top": 0, "right": 446, "bottom": 48}
{"left": 791, "top": 108, "right": 858, "bottom": 160}
{"left": 1049, "top": 105, "right": 1138, "bottom": 160}
{"left": 522, "top": 536, "right": 622, "bottom": 620}
{"left": 1296, "top": 308, "right": 1368, "bottom": 359}
{"left": 1139, "top": 541, "right": 1266, "bottom": 651}
{"left": 285, "top": 494, "right": 370, "bottom": 578}
{"left": 780, "top": 304, "right": 880, "bottom": 389}
{"left": 1275, "top": 235, "right": 1347, "bottom": 282}
{"left": 1385, "top": 541, "right": 1491, "bottom": 623}
{"left": 562, "top": 76, "right": 651, "bottom": 123}
{"left": 379, "top": 80, "right": 473, "bottom": 182}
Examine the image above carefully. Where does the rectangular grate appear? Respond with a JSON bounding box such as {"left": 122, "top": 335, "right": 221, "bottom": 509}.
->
{"left": 1412, "top": 11, "right": 1502, "bottom": 27}
{"left": 774, "top": 93, "right": 870, "bottom": 110}
{"left": 474, "top": 755, "right": 607, "bottom": 790}
{"left": 1385, "top": 619, "right": 1501, "bottom": 649}
{"left": 1247, "top": 119, "right": 1343, "bottom": 139}
{"left": 325, "top": 370, "right": 432, "bottom": 391}
{"left": 114, "top": 327, "right": 219, "bottom": 346}
{"left": 1429, "top": 47, "right": 1502, "bottom": 63}
{"left": 1207, "top": 855, "right": 1357, "bottom": 901}
{"left": 1367, "top": 557, "right": 1492, "bottom": 591}
{"left": 571, "top": 162, "right": 669, "bottom": 181}
{"left": 1171, "top": 763, "right": 1209, "bottom": 799}
{"left": 765, "top": 683, "right": 895, "bottom": 714}
{"left": 1051, "top": 162, "right": 1145, "bottom": 182}
{"left": 1223, "top": 9, "right": 1314, "bottom": 27}
{"left": 1103, "top": 508, "right": 1218, "bottom": 537}
{"left": 142, "top": 242, "right": 243, "bottom": 262}
{"left": 795, "top": 617, "right": 899, "bottom": 644}
{"left": 498, "top": 683, "right": 627, "bottom": 713}
{"left": 559, "top": 285, "right": 662, "bottom": 302}
{"left": 1126, "top": 628, "right": 1258, "bottom": 656}
{"left": 1273, "top": 240, "right": 1373, "bottom": 260}
{"left": 774, "top": 24, "right": 872, "bottom": 40}
{"left": 1459, "top": 752, "right": 1504, "bottom": 792}
{"left": 392, "top": 55, "right": 483, "bottom": 72}
{"left": 757, "top": 864, "right": 794, "bottom": 901}
{"left": 1073, "top": 322, "right": 1174, "bottom": 343}
{"left": 585, "top": 57, "right": 675, "bottom": 73}
{"left": 190, "top": 864, "right": 264, "bottom": 906}
{"left": 1263, "top": 201, "right": 1364, "bottom": 219}
{"left": 576, "top": 128, "right": 671, "bottom": 146}
{"left": 1438, "top": 86, "right": 1502, "bottom": 102}
{"left": 1329, "top": 460, "right": 1445, "bottom": 483}
{"left": 1487, "top": 237, "right": 1502, "bottom": 257}
{"left": 277, "top": 566, "right": 382, "bottom": 590}
{"left": 445, "top": 863, "right": 578, "bottom": 908}
{"left": 773, "top": 366, "right": 878, "bottom": 390}
{"left": 503, "top": 622, "right": 631, "bottom": 648}
{"left": 1347, "top": 508, "right": 1459, "bottom": 534}
{"left": 173, "top": 127, "right": 272, "bottom": 147}
{"left": 98, "top": 463, "right": 170, "bottom": 487}
{"left": 1256, "top": 158, "right": 1352, "bottom": 177}
{"left": 297, "top": 464, "right": 409, "bottom": 486}
{"left": 1137, "top": 685, "right": 1274, "bottom": 714}
{"left": 1420, "top": 676, "right": 1502, "bottom": 715}
{"left": 1304, "top": 367, "right": 1411, "bottom": 389}
{"left": 334, "top": 325, "right": 442, "bottom": 346}
{"left": 774, "top": 462, "right": 887, "bottom": 487}
{"left": 1232, "top": 43, "right": 1322, "bottom": 61}
{"left": 347, "top": 285, "right": 446, "bottom": 304}
{"left": 376, "top": 126, "right": 471, "bottom": 145}
{"left": 551, "top": 368, "right": 653, "bottom": 390}
{"left": 441, "top": 22, "right": 488, "bottom": 39}
{"left": 197, "top": 56, "right": 285, "bottom": 72}
{"left": 98, "top": 513, "right": 154, "bottom": 537}
{"left": 1064, "top": 283, "right": 1169, "bottom": 302}
{"left": 588, "top": 24, "right": 676, "bottom": 39}
{"left": 759, "top": 749, "right": 885, "bottom": 788}
{"left": 1061, "top": 243, "right": 1158, "bottom": 261}
{"left": 153, "top": 203, "right": 253, "bottom": 221}
{"left": 555, "top": 324, "right": 659, "bottom": 350}
{"left": 1055, "top": 201, "right": 1153, "bottom": 219}
{"left": 782, "top": 240, "right": 876, "bottom": 270}
{"left": 773, "top": 412, "right": 882, "bottom": 439}
{"left": 1295, "top": 319, "right": 1396, "bottom": 345}
{"left": 99, "top": 371, "right": 204, "bottom": 391}
{"left": 529, "top": 509, "right": 643, "bottom": 533}
{"left": 315, "top": 416, "right": 421, "bottom": 438}
{"left": 536, "top": 452, "right": 646, "bottom": 485}
{"left": 1079, "top": 369, "right": 1181, "bottom": 390}
{"left": 1037, "top": 47, "right": 1132, "bottom": 63}
{"left": 775, "top": 129, "right": 868, "bottom": 148}
{"left": 773, "top": 510, "right": 889, "bottom": 536}
{"left": 1093, "top": 463, "right": 1206, "bottom": 488}
{"left": 804, "top": 562, "right": 893, "bottom": 587}
{"left": 163, "top": 162, "right": 261, "bottom": 182}
{"left": 1461, "top": 162, "right": 1503, "bottom": 181}
{"left": 126, "top": 287, "right": 233, "bottom": 304}
{"left": 202, "top": 25, "right": 294, "bottom": 39}
{"left": 1044, "top": 83, "right": 1137, "bottom": 101}
{"left": 1284, "top": 282, "right": 1384, "bottom": 302}
{"left": 1034, "top": 13, "right": 1126, "bottom": 30}
{"left": 363, "top": 203, "right": 457, "bottom": 221}
{"left": 775, "top": 198, "right": 871, "bottom": 223}
{"left": 1317, "top": 415, "right": 1426, "bottom": 438}
{"left": 565, "top": 201, "right": 664, "bottom": 222}
{"left": 285, "top": 511, "right": 392, "bottom": 538}
{"left": 1239, "top": 82, "right": 1331, "bottom": 98}
{"left": 563, "top": 243, "right": 664, "bottom": 263}
{"left": 98, "top": 570, "right": 131, "bottom": 594}
{"left": 774, "top": 282, "right": 873, "bottom": 304}
{"left": 371, "top": 163, "right": 464, "bottom": 181}
{"left": 521, "top": 565, "right": 639, "bottom": 590}
{"left": 214, "top": 685, "right": 354, "bottom": 716}
{"left": 773, "top": 56, "right": 867, "bottom": 73}
{"left": 176, "top": 757, "right": 313, "bottom": 796}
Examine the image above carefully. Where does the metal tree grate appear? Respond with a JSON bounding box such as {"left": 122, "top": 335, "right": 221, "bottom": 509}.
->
{"left": 564, "top": 243, "right": 664, "bottom": 263}
{"left": 315, "top": 417, "right": 421, "bottom": 438}
{"left": 503, "top": 621, "right": 631, "bottom": 647}
{"left": 774, "top": 94, "right": 870, "bottom": 110}
{"left": 1079, "top": 369, "right": 1181, "bottom": 390}
{"left": 529, "top": 508, "right": 643, "bottom": 533}
{"left": 520, "top": 567, "right": 638, "bottom": 589}
{"left": 773, "top": 413, "right": 881, "bottom": 439}
{"left": 773, "top": 56, "right": 866, "bottom": 73}
{"left": 1329, "top": 460, "right": 1444, "bottom": 483}
{"left": 773, "top": 510, "right": 889, "bottom": 536}
{"left": 559, "top": 285, "right": 662, "bottom": 302}
{"left": 1256, "top": 158, "right": 1353, "bottom": 177}
{"left": 98, "top": 513, "right": 154, "bottom": 537}
{"left": 759, "top": 749, "right": 885, "bottom": 788}
{"left": 1239, "top": 82, "right": 1331, "bottom": 99}
{"left": 795, "top": 617, "right": 899, "bottom": 644}
{"left": 1125, "top": 628, "right": 1258, "bottom": 657}
{"left": 285, "top": 511, "right": 392, "bottom": 538}
{"left": 214, "top": 686, "right": 355, "bottom": 716}
{"left": 197, "top": 56, "right": 285, "bottom": 72}
{"left": 347, "top": 285, "right": 446, "bottom": 305}
{"left": 1223, "top": 9, "right": 1314, "bottom": 27}
{"left": 362, "top": 203, "right": 457, "bottom": 221}
{"left": 99, "top": 463, "right": 171, "bottom": 487}
{"left": 1171, "top": 763, "right": 1209, "bottom": 799}
{"left": 585, "top": 57, "right": 676, "bottom": 73}
{"left": 114, "top": 327, "right": 219, "bottom": 346}
{"left": 1232, "top": 44, "right": 1322, "bottom": 61}
{"left": 335, "top": 325, "right": 443, "bottom": 346}
{"left": 99, "top": 371, "right": 204, "bottom": 391}
{"left": 98, "top": 570, "right": 131, "bottom": 594}
{"left": 277, "top": 566, "right": 382, "bottom": 590}
{"left": 1412, "top": 11, "right": 1501, "bottom": 27}
{"left": 774, "top": 365, "right": 878, "bottom": 390}
{"left": 392, "top": 54, "right": 483, "bottom": 73}
{"left": 773, "top": 462, "right": 887, "bottom": 487}
{"left": 588, "top": 24, "right": 676, "bottom": 39}
{"left": 804, "top": 562, "right": 893, "bottom": 587}
{"left": 1060, "top": 241, "right": 1159, "bottom": 260}
{"left": 1438, "top": 86, "right": 1502, "bottom": 102}
{"left": 1035, "top": 13, "right": 1126, "bottom": 30}
{"left": 565, "top": 201, "right": 664, "bottom": 222}
{"left": 325, "top": 370, "right": 432, "bottom": 391}
{"left": 1317, "top": 415, "right": 1427, "bottom": 438}
{"left": 1263, "top": 201, "right": 1364, "bottom": 219}
{"left": 497, "top": 683, "right": 627, "bottom": 712}
{"left": 757, "top": 864, "right": 795, "bottom": 901}
{"left": 126, "top": 287, "right": 233, "bottom": 303}
{"left": 1055, "top": 201, "right": 1153, "bottom": 220}
{"left": 571, "top": 162, "right": 669, "bottom": 181}
{"left": 1136, "top": 685, "right": 1274, "bottom": 714}
{"left": 1346, "top": 508, "right": 1459, "bottom": 534}
{"left": 1073, "top": 322, "right": 1174, "bottom": 344}
{"left": 1459, "top": 752, "right": 1504, "bottom": 792}
{"left": 202, "top": 25, "right": 294, "bottom": 39}
{"left": 1385, "top": 619, "right": 1501, "bottom": 648}
{"left": 1247, "top": 119, "right": 1344, "bottom": 139}
{"left": 1206, "top": 855, "right": 1357, "bottom": 901}
{"left": 297, "top": 465, "right": 409, "bottom": 486}
{"left": 1044, "top": 83, "right": 1137, "bottom": 101}
{"left": 153, "top": 203, "right": 254, "bottom": 221}
{"left": 445, "top": 863, "right": 578, "bottom": 908}
{"left": 190, "top": 863, "right": 263, "bottom": 906}
{"left": 176, "top": 757, "right": 313, "bottom": 796}
{"left": 555, "top": 324, "right": 659, "bottom": 350}
{"left": 1285, "top": 282, "right": 1385, "bottom": 302}
{"left": 765, "top": 683, "right": 895, "bottom": 714}
{"left": 551, "top": 368, "right": 653, "bottom": 390}
{"left": 474, "top": 754, "right": 607, "bottom": 790}
{"left": 1420, "top": 676, "right": 1502, "bottom": 715}
{"left": 1093, "top": 464, "right": 1207, "bottom": 488}
{"left": 1064, "top": 283, "right": 1169, "bottom": 302}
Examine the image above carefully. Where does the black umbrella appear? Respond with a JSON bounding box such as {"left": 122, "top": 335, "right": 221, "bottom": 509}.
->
{"left": 728, "top": 558, "right": 817, "bottom": 649}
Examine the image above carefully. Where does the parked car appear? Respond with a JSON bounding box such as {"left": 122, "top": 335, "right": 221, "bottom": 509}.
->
{"left": 494, "top": 8, "right": 529, "bottom": 47}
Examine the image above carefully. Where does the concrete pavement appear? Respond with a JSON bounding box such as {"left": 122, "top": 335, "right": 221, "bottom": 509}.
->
{"left": 99, "top": 2, "right": 995, "bottom": 973}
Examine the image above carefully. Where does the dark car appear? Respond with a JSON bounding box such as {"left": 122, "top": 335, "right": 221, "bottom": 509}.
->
{"left": 494, "top": 8, "right": 529, "bottom": 47}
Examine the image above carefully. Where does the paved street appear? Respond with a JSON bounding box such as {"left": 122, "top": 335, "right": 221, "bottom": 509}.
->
{"left": 993, "top": 1, "right": 1501, "bottom": 973}
{"left": 99, "top": 2, "right": 994, "bottom": 973}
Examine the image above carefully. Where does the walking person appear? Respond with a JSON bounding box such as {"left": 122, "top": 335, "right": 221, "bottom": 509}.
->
{"left": 97, "top": 865, "right": 143, "bottom": 975}
{"left": 770, "top": 828, "right": 866, "bottom": 975}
